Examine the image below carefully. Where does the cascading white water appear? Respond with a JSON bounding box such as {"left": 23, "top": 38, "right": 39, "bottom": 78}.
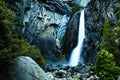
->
{"left": 75, "top": 0, "right": 90, "bottom": 7}
{"left": 80, "top": 0, "right": 90, "bottom": 7}
{"left": 69, "top": 10, "right": 85, "bottom": 66}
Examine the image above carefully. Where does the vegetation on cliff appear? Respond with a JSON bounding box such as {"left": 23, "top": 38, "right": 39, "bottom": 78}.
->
{"left": 94, "top": 49, "right": 120, "bottom": 79}
{"left": 0, "top": 0, "right": 45, "bottom": 79}
{"left": 94, "top": 20, "right": 120, "bottom": 79}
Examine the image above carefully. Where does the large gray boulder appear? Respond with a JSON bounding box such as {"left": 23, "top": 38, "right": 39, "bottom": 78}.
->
{"left": 13, "top": 56, "right": 48, "bottom": 80}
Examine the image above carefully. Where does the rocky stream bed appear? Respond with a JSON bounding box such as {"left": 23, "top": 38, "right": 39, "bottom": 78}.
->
{"left": 45, "top": 63, "right": 99, "bottom": 80}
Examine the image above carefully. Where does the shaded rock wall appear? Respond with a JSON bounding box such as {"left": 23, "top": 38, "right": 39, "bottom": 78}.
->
{"left": 84, "top": 0, "right": 120, "bottom": 63}
{"left": 62, "top": 11, "right": 80, "bottom": 58}
{"left": 63, "top": 0, "right": 120, "bottom": 63}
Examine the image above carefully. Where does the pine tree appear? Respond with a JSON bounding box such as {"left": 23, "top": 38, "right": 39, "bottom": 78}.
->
{"left": 0, "top": 0, "right": 46, "bottom": 79}
{"left": 94, "top": 49, "right": 120, "bottom": 80}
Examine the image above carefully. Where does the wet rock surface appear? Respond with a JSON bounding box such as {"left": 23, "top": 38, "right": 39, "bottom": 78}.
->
{"left": 63, "top": 0, "right": 120, "bottom": 64}
{"left": 12, "top": 56, "right": 99, "bottom": 80}
{"left": 45, "top": 63, "right": 99, "bottom": 80}
{"left": 62, "top": 11, "right": 80, "bottom": 58}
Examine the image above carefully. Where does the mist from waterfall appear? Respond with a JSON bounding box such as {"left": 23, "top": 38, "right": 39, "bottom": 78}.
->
{"left": 69, "top": 10, "right": 85, "bottom": 66}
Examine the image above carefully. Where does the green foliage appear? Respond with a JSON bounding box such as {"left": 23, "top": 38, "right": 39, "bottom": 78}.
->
{"left": 116, "top": 11, "right": 120, "bottom": 25}
{"left": 18, "top": 39, "right": 46, "bottom": 68}
{"left": 4, "top": 0, "right": 20, "bottom": 5}
{"left": 100, "top": 21, "right": 114, "bottom": 51}
{"left": 94, "top": 49, "right": 120, "bottom": 80}
{"left": 0, "top": 0, "right": 46, "bottom": 80}
{"left": 100, "top": 21, "right": 120, "bottom": 66}
{"left": 71, "top": 4, "right": 83, "bottom": 15}
{"left": 94, "top": 20, "right": 120, "bottom": 79}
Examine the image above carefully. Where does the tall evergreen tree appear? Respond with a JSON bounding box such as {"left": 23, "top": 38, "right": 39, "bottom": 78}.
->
{"left": 0, "top": 0, "right": 45, "bottom": 79}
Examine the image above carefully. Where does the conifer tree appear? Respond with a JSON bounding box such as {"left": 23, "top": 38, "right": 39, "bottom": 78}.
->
{"left": 0, "top": 0, "right": 45, "bottom": 79}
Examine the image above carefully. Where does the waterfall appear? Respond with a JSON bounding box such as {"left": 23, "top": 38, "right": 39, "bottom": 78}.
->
{"left": 75, "top": 0, "right": 90, "bottom": 7}
{"left": 69, "top": 10, "right": 85, "bottom": 66}
{"left": 80, "top": 0, "right": 90, "bottom": 6}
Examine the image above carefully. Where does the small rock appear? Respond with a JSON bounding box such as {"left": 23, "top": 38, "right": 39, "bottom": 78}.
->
{"left": 94, "top": 75, "right": 99, "bottom": 80}
{"left": 83, "top": 73, "right": 90, "bottom": 78}
{"left": 46, "top": 72, "right": 54, "bottom": 79}
{"left": 89, "top": 71, "right": 95, "bottom": 75}
{"left": 63, "top": 65, "right": 70, "bottom": 70}
{"left": 55, "top": 70, "right": 67, "bottom": 78}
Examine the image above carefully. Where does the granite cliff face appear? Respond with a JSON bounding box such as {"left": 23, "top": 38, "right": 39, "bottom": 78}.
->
{"left": 13, "top": 56, "right": 49, "bottom": 80}
{"left": 16, "top": 0, "right": 70, "bottom": 61}
{"left": 15, "top": 0, "right": 120, "bottom": 63}
{"left": 83, "top": 0, "right": 120, "bottom": 63}
{"left": 63, "top": 0, "right": 120, "bottom": 63}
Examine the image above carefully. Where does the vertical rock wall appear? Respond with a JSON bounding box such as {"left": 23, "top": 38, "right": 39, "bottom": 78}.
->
{"left": 63, "top": 0, "right": 120, "bottom": 63}
{"left": 16, "top": 0, "right": 70, "bottom": 61}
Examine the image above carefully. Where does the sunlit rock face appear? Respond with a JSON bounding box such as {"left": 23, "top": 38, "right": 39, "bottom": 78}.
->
{"left": 16, "top": 0, "right": 70, "bottom": 61}
{"left": 13, "top": 56, "right": 49, "bottom": 80}
{"left": 14, "top": 0, "right": 120, "bottom": 64}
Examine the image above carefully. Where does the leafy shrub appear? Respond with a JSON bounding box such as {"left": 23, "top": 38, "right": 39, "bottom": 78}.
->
{"left": 94, "top": 49, "right": 120, "bottom": 80}
{"left": 116, "top": 10, "right": 120, "bottom": 30}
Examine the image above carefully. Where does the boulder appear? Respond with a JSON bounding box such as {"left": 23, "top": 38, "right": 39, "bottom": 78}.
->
{"left": 54, "top": 70, "right": 67, "bottom": 78}
{"left": 117, "top": 75, "right": 120, "bottom": 80}
{"left": 13, "top": 56, "right": 48, "bottom": 80}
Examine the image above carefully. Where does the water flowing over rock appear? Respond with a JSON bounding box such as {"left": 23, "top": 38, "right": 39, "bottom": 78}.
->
{"left": 13, "top": 56, "right": 49, "bottom": 80}
{"left": 62, "top": 11, "right": 80, "bottom": 59}
{"left": 14, "top": 0, "right": 120, "bottom": 67}
{"left": 15, "top": 0, "right": 70, "bottom": 61}
{"left": 63, "top": 0, "right": 120, "bottom": 64}
{"left": 69, "top": 9, "right": 85, "bottom": 66}
{"left": 80, "top": 0, "right": 90, "bottom": 7}
{"left": 75, "top": 0, "right": 90, "bottom": 6}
